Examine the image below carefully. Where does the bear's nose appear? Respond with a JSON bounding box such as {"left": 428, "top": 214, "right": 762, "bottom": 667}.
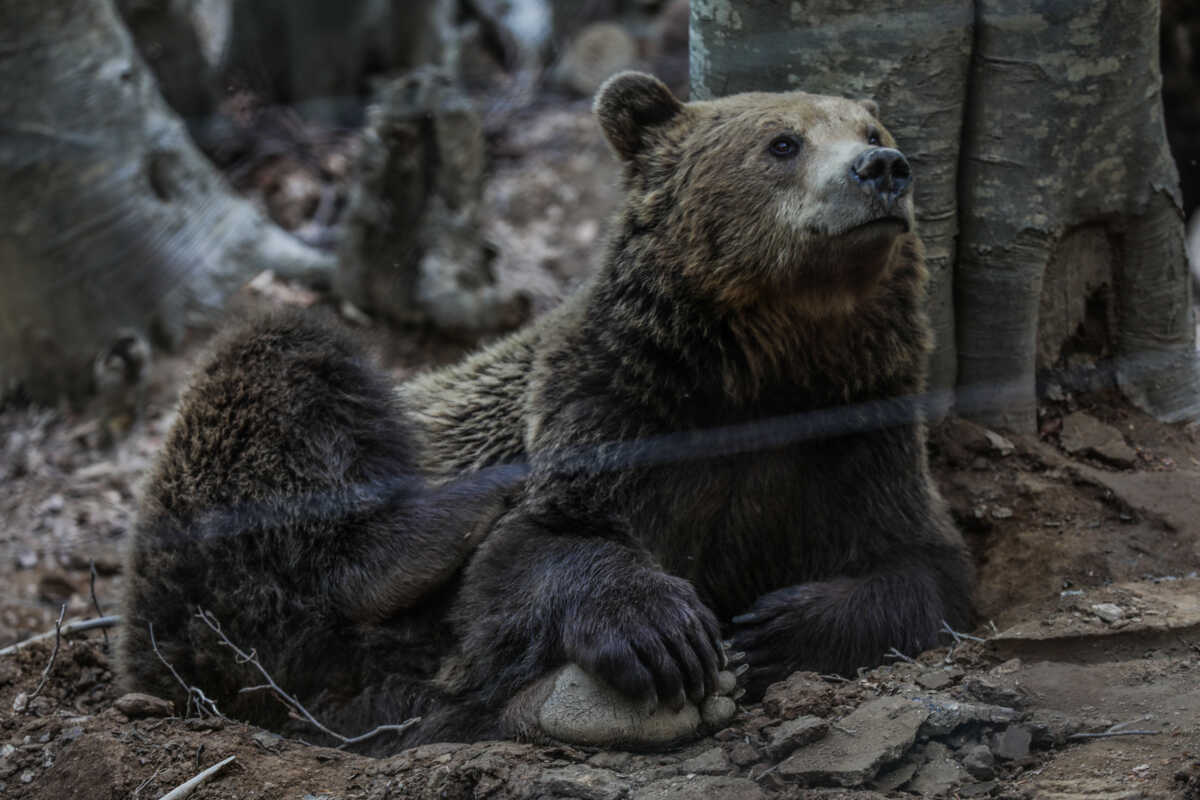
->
{"left": 850, "top": 147, "right": 912, "bottom": 211}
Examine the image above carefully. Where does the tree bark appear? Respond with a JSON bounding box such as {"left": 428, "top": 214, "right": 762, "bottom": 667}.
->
{"left": 0, "top": 0, "right": 334, "bottom": 403}
{"left": 691, "top": 0, "right": 1199, "bottom": 430}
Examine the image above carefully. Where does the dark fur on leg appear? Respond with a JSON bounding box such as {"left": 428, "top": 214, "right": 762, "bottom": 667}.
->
{"left": 118, "top": 311, "right": 521, "bottom": 748}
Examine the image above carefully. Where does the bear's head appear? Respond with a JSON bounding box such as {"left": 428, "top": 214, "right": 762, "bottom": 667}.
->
{"left": 595, "top": 72, "right": 916, "bottom": 314}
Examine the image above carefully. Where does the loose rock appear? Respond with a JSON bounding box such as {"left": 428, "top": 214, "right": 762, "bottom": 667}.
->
{"left": 1059, "top": 412, "right": 1137, "bottom": 467}
{"left": 678, "top": 746, "right": 730, "bottom": 776}
{"left": 1091, "top": 602, "right": 1124, "bottom": 623}
{"left": 761, "top": 672, "right": 836, "bottom": 720}
{"left": 632, "top": 775, "right": 765, "bottom": 800}
{"left": 776, "top": 696, "right": 929, "bottom": 787}
{"left": 990, "top": 724, "right": 1032, "bottom": 761}
{"left": 535, "top": 765, "right": 629, "bottom": 800}
{"left": 765, "top": 715, "right": 829, "bottom": 759}
{"left": 113, "top": 692, "right": 173, "bottom": 718}
{"left": 961, "top": 743, "right": 996, "bottom": 780}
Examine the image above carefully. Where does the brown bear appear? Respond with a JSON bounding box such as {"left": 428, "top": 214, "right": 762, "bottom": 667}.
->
{"left": 119, "top": 71, "right": 971, "bottom": 751}
{"left": 407, "top": 72, "right": 972, "bottom": 724}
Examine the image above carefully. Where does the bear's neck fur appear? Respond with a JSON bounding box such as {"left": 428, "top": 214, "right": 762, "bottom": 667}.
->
{"left": 579, "top": 219, "right": 931, "bottom": 420}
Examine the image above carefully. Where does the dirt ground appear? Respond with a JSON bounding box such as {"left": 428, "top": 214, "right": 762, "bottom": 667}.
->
{"left": 3, "top": 106, "right": 1200, "bottom": 799}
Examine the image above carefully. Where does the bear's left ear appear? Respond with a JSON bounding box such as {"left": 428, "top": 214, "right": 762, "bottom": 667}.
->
{"left": 594, "top": 71, "right": 685, "bottom": 163}
{"left": 857, "top": 98, "right": 880, "bottom": 118}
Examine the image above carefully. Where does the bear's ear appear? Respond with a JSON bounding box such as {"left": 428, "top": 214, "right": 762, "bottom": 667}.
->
{"left": 857, "top": 98, "right": 880, "bottom": 118}
{"left": 594, "top": 71, "right": 685, "bottom": 163}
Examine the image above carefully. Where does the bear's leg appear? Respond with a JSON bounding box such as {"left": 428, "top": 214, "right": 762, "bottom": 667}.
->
{"left": 447, "top": 509, "right": 737, "bottom": 747}
{"left": 729, "top": 551, "right": 971, "bottom": 696}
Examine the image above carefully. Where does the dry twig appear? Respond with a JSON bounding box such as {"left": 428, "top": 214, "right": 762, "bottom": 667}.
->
{"left": 1069, "top": 716, "right": 1161, "bottom": 740}
{"left": 884, "top": 646, "right": 917, "bottom": 664}
{"left": 941, "top": 620, "right": 986, "bottom": 644}
{"left": 148, "top": 623, "right": 224, "bottom": 719}
{"left": 155, "top": 755, "right": 236, "bottom": 800}
{"left": 0, "top": 614, "right": 121, "bottom": 656}
{"left": 196, "top": 609, "right": 420, "bottom": 747}
{"left": 28, "top": 604, "right": 66, "bottom": 701}
{"left": 89, "top": 560, "right": 110, "bottom": 648}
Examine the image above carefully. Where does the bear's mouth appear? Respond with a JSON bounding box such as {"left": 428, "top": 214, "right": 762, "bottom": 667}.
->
{"left": 849, "top": 216, "right": 911, "bottom": 235}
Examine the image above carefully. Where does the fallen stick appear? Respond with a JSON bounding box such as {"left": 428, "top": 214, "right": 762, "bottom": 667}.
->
{"left": 156, "top": 755, "right": 236, "bottom": 800}
{"left": 0, "top": 615, "right": 122, "bottom": 656}
{"left": 28, "top": 604, "right": 65, "bottom": 700}
{"left": 197, "top": 610, "right": 420, "bottom": 746}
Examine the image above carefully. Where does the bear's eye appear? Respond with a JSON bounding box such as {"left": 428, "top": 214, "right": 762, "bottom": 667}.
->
{"left": 768, "top": 135, "right": 802, "bottom": 159}
{"left": 867, "top": 129, "right": 882, "bottom": 146}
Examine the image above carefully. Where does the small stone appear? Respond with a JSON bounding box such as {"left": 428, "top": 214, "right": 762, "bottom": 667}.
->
{"left": 1091, "top": 603, "right": 1124, "bottom": 623}
{"left": 916, "top": 670, "right": 954, "bottom": 690}
{"left": 113, "top": 692, "right": 173, "bottom": 718}
{"left": 870, "top": 758, "right": 920, "bottom": 792}
{"left": 16, "top": 550, "right": 37, "bottom": 570}
{"left": 964, "top": 677, "right": 1029, "bottom": 709}
{"left": 1059, "top": 412, "right": 1137, "bottom": 467}
{"left": 908, "top": 749, "right": 968, "bottom": 796}
{"left": 990, "top": 724, "right": 1032, "bottom": 761}
{"left": 777, "top": 697, "right": 929, "bottom": 786}
{"left": 765, "top": 715, "right": 829, "bottom": 758}
{"left": 761, "top": 672, "right": 835, "bottom": 720}
{"left": 984, "top": 431, "right": 1015, "bottom": 456}
{"left": 12, "top": 692, "right": 28, "bottom": 713}
{"left": 961, "top": 743, "right": 995, "bottom": 780}
{"left": 991, "top": 506, "right": 1014, "bottom": 520}
{"left": 252, "top": 730, "right": 282, "bottom": 749}
{"left": 915, "top": 697, "right": 1018, "bottom": 737}
{"left": 960, "top": 780, "right": 1000, "bottom": 797}
{"left": 20, "top": 771, "right": 34, "bottom": 784}
{"left": 726, "top": 741, "right": 759, "bottom": 767}
{"left": 587, "top": 751, "right": 633, "bottom": 770}
{"left": 536, "top": 765, "right": 629, "bottom": 800}
{"left": 632, "top": 776, "right": 765, "bottom": 800}
{"left": 679, "top": 747, "right": 730, "bottom": 776}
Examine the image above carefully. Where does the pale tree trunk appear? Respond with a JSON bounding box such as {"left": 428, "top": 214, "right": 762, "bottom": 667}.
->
{"left": 0, "top": 0, "right": 334, "bottom": 403}
{"left": 692, "top": 0, "right": 1199, "bottom": 431}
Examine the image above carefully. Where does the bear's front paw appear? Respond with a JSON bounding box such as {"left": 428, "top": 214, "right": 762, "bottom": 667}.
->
{"left": 730, "top": 585, "right": 814, "bottom": 695}
{"left": 562, "top": 572, "right": 723, "bottom": 712}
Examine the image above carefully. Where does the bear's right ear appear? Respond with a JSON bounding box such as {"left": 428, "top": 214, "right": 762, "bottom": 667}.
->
{"left": 594, "top": 71, "right": 685, "bottom": 163}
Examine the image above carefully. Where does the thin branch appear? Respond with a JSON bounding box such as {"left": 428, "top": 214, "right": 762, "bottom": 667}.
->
{"left": 0, "top": 615, "right": 121, "bottom": 656}
{"left": 132, "top": 767, "right": 162, "bottom": 798}
{"left": 195, "top": 609, "right": 420, "bottom": 747}
{"left": 884, "top": 646, "right": 917, "bottom": 664}
{"left": 28, "top": 604, "right": 66, "bottom": 701}
{"left": 148, "top": 623, "right": 223, "bottom": 719}
{"left": 89, "top": 560, "right": 110, "bottom": 648}
{"left": 941, "top": 620, "right": 986, "bottom": 643}
{"left": 156, "top": 755, "right": 236, "bottom": 800}
{"left": 1069, "top": 717, "right": 1161, "bottom": 740}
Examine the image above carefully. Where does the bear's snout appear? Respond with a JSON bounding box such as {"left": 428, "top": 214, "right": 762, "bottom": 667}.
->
{"left": 850, "top": 147, "right": 912, "bottom": 212}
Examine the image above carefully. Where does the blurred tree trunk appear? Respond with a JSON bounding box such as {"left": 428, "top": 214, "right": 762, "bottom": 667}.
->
{"left": 693, "top": 0, "right": 1198, "bottom": 432}
{"left": 0, "top": 0, "right": 334, "bottom": 404}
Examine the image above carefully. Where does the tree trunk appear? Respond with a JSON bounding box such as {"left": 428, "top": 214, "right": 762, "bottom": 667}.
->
{"left": 0, "top": 0, "right": 334, "bottom": 403}
{"left": 692, "top": 0, "right": 1199, "bottom": 431}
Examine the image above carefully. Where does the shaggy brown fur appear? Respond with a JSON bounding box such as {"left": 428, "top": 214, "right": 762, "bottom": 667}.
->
{"left": 118, "top": 312, "right": 519, "bottom": 751}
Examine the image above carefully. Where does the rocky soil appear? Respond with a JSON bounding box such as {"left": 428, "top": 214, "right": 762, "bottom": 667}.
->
{"left": 4, "top": 104, "right": 1200, "bottom": 799}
